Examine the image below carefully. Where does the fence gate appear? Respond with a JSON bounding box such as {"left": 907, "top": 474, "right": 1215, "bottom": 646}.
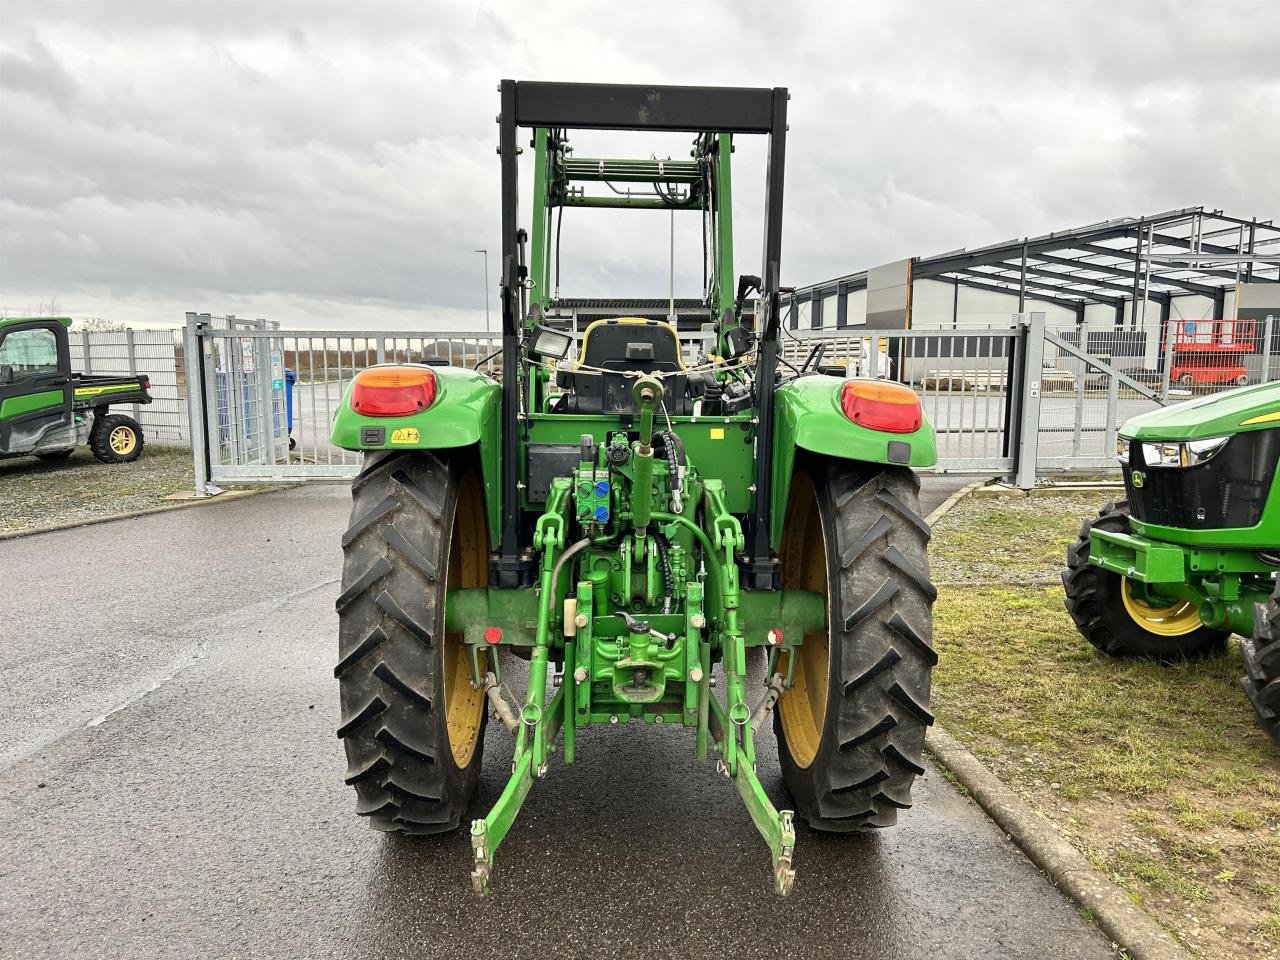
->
{"left": 182, "top": 314, "right": 500, "bottom": 493}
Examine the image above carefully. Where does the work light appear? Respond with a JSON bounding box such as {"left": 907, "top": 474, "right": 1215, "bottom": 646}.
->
{"left": 1139, "top": 436, "right": 1230, "bottom": 468}
{"left": 529, "top": 325, "right": 574, "bottom": 361}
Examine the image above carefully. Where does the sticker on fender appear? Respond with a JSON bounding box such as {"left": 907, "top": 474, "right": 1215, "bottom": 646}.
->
{"left": 390, "top": 427, "right": 420, "bottom": 444}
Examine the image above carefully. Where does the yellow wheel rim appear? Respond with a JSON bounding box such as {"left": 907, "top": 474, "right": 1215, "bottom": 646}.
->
{"left": 109, "top": 426, "right": 137, "bottom": 455}
{"left": 443, "top": 469, "right": 489, "bottom": 768}
{"left": 777, "top": 472, "right": 830, "bottom": 769}
{"left": 1121, "top": 579, "right": 1203, "bottom": 637}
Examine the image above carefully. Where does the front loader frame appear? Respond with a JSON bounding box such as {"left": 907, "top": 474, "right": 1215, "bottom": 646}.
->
{"left": 493, "top": 81, "right": 789, "bottom": 588}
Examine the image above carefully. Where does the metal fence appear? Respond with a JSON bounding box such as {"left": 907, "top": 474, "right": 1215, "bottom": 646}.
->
{"left": 183, "top": 313, "right": 500, "bottom": 492}
{"left": 71, "top": 329, "right": 187, "bottom": 444}
{"left": 781, "top": 327, "right": 1022, "bottom": 473}
{"left": 185, "top": 309, "right": 1274, "bottom": 495}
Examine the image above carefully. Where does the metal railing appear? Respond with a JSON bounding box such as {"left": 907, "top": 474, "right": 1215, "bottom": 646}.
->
{"left": 782, "top": 327, "right": 1022, "bottom": 473}
{"left": 185, "top": 310, "right": 1234, "bottom": 494}
{"left": 183, "top": 313, "right": 501, "bottom": 492}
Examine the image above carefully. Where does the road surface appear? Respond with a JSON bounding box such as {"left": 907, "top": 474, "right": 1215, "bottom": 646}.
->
{"left": 0, "top": 477, "right": 1117, "bottom": 959}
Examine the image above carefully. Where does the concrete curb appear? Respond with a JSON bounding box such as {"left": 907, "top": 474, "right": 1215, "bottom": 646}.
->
{"left": 925, "top": 478, "right": 992, "bottom": 525}
{"left": 971, "top": 481, "right": 1124, "bottom": 499}
{"left": 926, "top": 728, "right": 1192, "bottom": 960}
{"left": 0, "top": 487, "right": 281, "bottom": 542}
{"left": 924, "top": 481, "right": 1194, "bottom": 960}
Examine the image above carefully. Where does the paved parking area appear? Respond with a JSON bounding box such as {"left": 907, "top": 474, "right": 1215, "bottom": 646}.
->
{"left": 0, "top": 478, "right": 1117, "bottom": 959}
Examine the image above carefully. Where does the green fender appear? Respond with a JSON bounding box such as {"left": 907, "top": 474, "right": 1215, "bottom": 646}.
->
{"left": 330, "top": 365, "right": 502, "bottom": 548}
{"left": 769, "top": 375, "right": 937, "bottom": 548}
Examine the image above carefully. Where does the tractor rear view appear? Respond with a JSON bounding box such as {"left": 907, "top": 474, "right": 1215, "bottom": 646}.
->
{"left": 329, "top": 81, "right": 939, "bottom": 894}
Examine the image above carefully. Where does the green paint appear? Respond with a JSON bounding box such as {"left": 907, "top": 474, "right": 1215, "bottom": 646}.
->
{"left": 347, "top": 103, "right": 949, "bottom": 896}
{"left": 1086, "top": 379, "right": 1280, "bottom": 638}
{"left": 0, "top": 316, "right": 72, "bottom": 332}
{"left": 769, "top": 375, "right": 938, "bottom": 547}
{"left": 1121, "top": 380, "right": 1280, "bottom": 441}
{"left": 529, "top": 127, "right": 552, "bottom": 313}
{"left": 329, "top": 364, "right": 502, "bottom": 547}
{"left": 715, "top": 133, "right": 735, "bottom": 318}
{"left": 526, "top": 412, "right": 756, "bottom": 514}
{"left": 0, "top": 389, "right": 63, "bottom": 420}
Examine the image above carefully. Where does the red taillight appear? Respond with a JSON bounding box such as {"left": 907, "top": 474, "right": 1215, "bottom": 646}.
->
{"left": 484, "top": 626, "right": 503, "bottom": 645}
{"left": 840, "top": 381, "right": 922, "bottom": 434}
{"left": 350, "top": 366, "right": 437, "bottom": 417}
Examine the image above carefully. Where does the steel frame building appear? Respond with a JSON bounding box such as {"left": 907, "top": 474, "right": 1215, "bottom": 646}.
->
{"left": 789, "top": 206, "right": 1279, "bottom": 330}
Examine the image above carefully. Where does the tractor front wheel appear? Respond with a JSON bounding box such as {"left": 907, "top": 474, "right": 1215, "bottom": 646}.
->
{"left": 775, "top": 464, "right": 936, "bottom": 831}
{"left": 336, "top": 450, "right": 489, "bottom": 833}
{"left": 1242, "top": 582, "right": 1280, "bottom": 742}
{"left": 89, "top": 413, "right": 144, "bottom": 463}
{"left": 1062, "top": 501, "right": 1228, "bottom": 660}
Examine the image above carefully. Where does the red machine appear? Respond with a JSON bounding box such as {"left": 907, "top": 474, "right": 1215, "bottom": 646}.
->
{"left": 1168, "top": 318, "right": 1256, "bottom": 387}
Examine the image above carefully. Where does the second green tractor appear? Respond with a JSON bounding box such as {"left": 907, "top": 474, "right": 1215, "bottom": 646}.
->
{"left": 1063, "top": 379, "right": 1280, "bottom": 739}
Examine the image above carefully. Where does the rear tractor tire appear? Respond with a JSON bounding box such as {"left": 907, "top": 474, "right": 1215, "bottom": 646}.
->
{"left": 89, "top": 413, "right": 144, "bottom": 464}
{"left": 1242, "top": 582, "right": 1280, "bottom": 742}
{"left": 775, "top": 463, "right": 936, "bottom": 831}
{"left": 1062, "top": 500, "right": 1228, "bottom": 660}
{"left": 336, "top": 450, "right": 490, "bottom": 834}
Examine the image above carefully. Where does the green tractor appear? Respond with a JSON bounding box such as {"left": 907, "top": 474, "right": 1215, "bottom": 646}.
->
{"left": 329, "top": 81, "right": 939, "bottom": 895}
{"left": 1063, "top": 379, "right": 1280, "bottom": 740}
{"left": 0, "top": 316, "right": 151, "bottom": 464}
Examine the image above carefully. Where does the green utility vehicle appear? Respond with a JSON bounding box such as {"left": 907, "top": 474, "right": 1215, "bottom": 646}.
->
{"left": 1063, "top": 379, "right": 1280, "bottom": 739}
{"left": 330, "top": 81, "right": 939, "bottom": 895}
{"left": 0, "top": 317, "right": 151, "bottom": 464}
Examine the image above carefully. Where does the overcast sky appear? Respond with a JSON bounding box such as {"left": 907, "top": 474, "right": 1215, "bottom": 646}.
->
{"left": 2, "top": 0, "right": 1277, "bottom": 330}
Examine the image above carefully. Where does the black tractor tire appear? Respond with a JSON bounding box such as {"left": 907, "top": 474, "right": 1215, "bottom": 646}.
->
{"left": 336, "top": 450, "right": 488, "bottom": 834}
{"left": 775, "top": 463, "right": 936, "bottom": 832}
{"left": 1063, "top": 500, "right": 1228, "bottom": 660}
{"left": 1242, "top": 581, "right": 1280, "bottom": 742}
{"left": 89, "top": 413, "right": 144, "bottom": 464}
{"left": 35, "top": 449, "right": 75, "bottom": 462}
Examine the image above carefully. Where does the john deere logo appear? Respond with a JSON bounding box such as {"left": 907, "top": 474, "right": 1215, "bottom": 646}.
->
{"left": 1131, "top": 471, "right": 1145, "bottom": 489}
{"left": 389, "top": 427, "right": 420, "bottom": 444}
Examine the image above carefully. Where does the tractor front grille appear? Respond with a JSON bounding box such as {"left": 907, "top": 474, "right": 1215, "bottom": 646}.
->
{"left": 1123, "top": 428, "right": 1280, "bottom": 531}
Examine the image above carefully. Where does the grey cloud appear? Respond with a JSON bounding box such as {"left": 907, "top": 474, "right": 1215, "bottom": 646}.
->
{"left": 1, "top": 1, "right": 1277, "bottom": 330}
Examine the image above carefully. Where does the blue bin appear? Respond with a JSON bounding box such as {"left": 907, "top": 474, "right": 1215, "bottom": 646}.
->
{"left": 285, "top": 368, "right": 298, "bottom": 449}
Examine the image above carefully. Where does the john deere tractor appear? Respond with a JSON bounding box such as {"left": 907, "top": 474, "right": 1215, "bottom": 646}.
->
{"left": 1063, "top": 379, "right": 1280, "bottom": 739}
{"left": 329, "top": 81, "right": 938, "bottom": 895}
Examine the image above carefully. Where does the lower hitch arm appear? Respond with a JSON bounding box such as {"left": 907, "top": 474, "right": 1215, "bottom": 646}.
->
{"left": 710, "top": 693, "right": 798, "bottom": 896}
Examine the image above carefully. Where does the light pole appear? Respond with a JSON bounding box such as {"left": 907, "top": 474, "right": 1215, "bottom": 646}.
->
{"left": 473, "top": 249, "right": 490, "bottom": 336}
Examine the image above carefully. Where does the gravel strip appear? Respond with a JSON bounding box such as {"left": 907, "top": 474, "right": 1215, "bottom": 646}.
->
{"left": 0, "top": 446, "right": 194, "bottom": 536}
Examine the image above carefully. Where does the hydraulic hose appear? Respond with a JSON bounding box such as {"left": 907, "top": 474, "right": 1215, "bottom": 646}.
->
{"left": 655, "top": 430, "right": 685, "bottom": 515}
{"left": 654, "top": 532, "right": 675, "bottom": 614}
{"left": 547, "top": 538, "right": 592, "bottom": 619}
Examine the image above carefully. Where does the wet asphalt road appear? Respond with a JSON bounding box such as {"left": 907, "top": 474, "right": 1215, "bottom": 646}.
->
{"left": 0, "top": 479, "right": 1117, "bottom": 960}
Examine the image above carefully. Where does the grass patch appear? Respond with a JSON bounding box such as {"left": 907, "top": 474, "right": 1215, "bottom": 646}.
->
{"left": 0, "top": 446, "right": 195, "bottom": 535}
{"left": 930, "top": 492, "right": 1104, "bottom": 585}
{"left": 932, "top": 495, "right": 1280, "bottom": 960}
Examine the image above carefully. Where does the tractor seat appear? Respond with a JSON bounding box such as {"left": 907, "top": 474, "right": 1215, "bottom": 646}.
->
{"left": 555, "top": 318, "right": 689, "bottom": 414}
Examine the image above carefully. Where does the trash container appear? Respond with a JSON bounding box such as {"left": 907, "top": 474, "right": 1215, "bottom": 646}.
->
{"left": 285, "top": 368, "right": 298, "bottom": 450}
